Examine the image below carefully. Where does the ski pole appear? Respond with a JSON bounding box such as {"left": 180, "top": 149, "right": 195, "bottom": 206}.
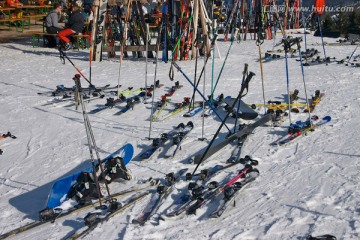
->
{"left": 189, "top": 33, "right": 199, "bottom": 112}
{"left": 192, "top": 71, "right": 255, "bottom": 176}
{"left": 210, "top": 28, "right": 239, "bottom": 98}
{"left": 148, "top": 24, "right": 163, "bottom": 139}
{"left": 73, "top": 77, "right": 108, "bottom": 207}
{"left": 317, "top": 15, "right": 327, "bottom": 65}
{"left": 189, "top": 35, "right": 218, "bottom": 109}
{"left": 346, "top": 44, "right": 359, "bottom": 66}
{"left": 233, "top": 63, "right": 248, "bottom": 134}
{"left": 199, "top": 35, "right": 207, "bottom": 141}
{"left": 172, "top": 62, "right": 232, "bottom": 133}
{"left": 144, "top": 23, "right": 149, "bottom": 100}
{"left": 295, "top": 39, "right": 312, "bottom": 128}
{"left": 256, "top": 33, "right": 267, "bottom": 115}
{"left": 60, "top": 50, "right": 92, "bottom": 85}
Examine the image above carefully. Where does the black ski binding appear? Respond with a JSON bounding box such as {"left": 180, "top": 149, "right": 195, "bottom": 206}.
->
{"left": 207, "top": 181, "right": 219, "bottom": 189}
{"left": 39, "top": 208, "right": 60, "bottom": 222}
{"left": 157, "top": 185, "right": 165, "bottom": 194}
{"left": 84, "top": 212, "right": 100, "bottom": 227}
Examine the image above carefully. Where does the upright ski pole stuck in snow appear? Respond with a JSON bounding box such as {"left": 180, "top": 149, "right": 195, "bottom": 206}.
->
{"left": 211, "top": 28, "right": 239, "bottom": 98}
{"left": 199, "top": 35, "right": 207, "bottom": 141}
{"left": 117, "top": 0, "right": 133, "bottom": 98}
{"left": 145, "top": 23, "right": 149, "bottom": 93}
{"left": 317, "top": 15, "right": 327, "bottom": 65}
{"left": 282, "top": 37, "right": 297, "bottom": 126}
{"left": 148, "top": 24, "right": 163, "bottom": 140}
{"left": 189, "top": 32, "right": 200, "bottom": 112}
{"left": 256, "top": 31, "right": 267, "bottom": 115}
{"left": 295, "top": 38, "right": 312, "bottom": 128}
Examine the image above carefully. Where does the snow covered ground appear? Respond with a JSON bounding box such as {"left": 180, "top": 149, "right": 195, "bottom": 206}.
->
{"left": 0, "top": 33, "right": 359, "bottom": 240}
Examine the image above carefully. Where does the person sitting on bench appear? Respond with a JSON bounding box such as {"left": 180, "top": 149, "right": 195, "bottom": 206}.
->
{"left": 58, "top": 0, "right": 84, "bottom": 51}
{"left": 44, "top": 3, "right": 64, "bottom": 48}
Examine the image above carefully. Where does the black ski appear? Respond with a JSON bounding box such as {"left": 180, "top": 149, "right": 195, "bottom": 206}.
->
{"left": 192, "top": 114, "right": 272, "bottom": 164}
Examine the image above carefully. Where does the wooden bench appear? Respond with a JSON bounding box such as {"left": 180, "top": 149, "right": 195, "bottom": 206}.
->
{"left": 28, "top": 31, "right": 90, "bottom": 49}
{"left": 0, "top": 17, "right": 30, "bottom": 32}
{"left": 24, "top": 14, "right": 46, "bottom": 25}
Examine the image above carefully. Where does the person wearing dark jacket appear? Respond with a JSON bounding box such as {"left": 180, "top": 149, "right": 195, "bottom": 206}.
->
{"left": 45, "top": 3, "right": 63, "bottom": 47}
{"left": 58, "top": 0, "right": 85, "bottom": 50}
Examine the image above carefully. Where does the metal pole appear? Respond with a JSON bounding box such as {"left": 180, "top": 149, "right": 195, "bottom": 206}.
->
{"left": 144, "top": 23, "right": 149, "bottom": 100}
{"left": 285, "top": 51, "right": 292, "bottom": 125}
{"left": 148, "top": 26, "right": 162, "bottom": 139}
{"left": 199, "top": 35, "right": 207, "bottom": 141}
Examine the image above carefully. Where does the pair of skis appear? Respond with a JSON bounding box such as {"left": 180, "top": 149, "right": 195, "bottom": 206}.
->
{"left": 132, "top": 168, "right": 188, "bottom": 225}
{"left": 166, "top": 163, "right": 259, "bottom": 219}
{"left": 271, "top": 115, "right": 332, "bottom": 146}
{"left": 165, "top": 156, "right": 258, "bottom": 218}
{"left": 88, "top": 87, "right": 147, "bottom": 114}
{"left": 140, "top": 121, "right": 194, "bottom": 160}
{"left": 0, "top": 178, "right": 158, "bottom": 240}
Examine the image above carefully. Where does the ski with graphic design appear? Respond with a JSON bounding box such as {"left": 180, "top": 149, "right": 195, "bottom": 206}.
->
{"left": 164, "top": 157, "right": 258, "bottom": 218}
{"left": 183, "top": 106, "right": 203, "bottom": 117}
{"left": 164, "top": 121, "right": 194, "bottom": 158}
{"left": 186, "top": 165, "right": 256, "bottom": 215}
{"left": 304, "top": 90, "right": 325, "bottom": 113}
{"left": 271, "top": 115, "right": 331, "bottom": 146}
{"left": 139, "top": 123, "right": 186, "bottom": 160}
{"left": 208, "top": 169, "right": 259, "bottom": 218}
{"left": 149, "top": 81, "right": 183, "bottom": 121}
{"left": 132, "top": 168, "right": 188, "bottom": 225}
{"left": 156, "top": 98, "right": 201, "bottom": 121}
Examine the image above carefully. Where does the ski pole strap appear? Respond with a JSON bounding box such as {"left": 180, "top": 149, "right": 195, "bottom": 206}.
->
{"left": 60, "top": 49, "right": 92, "bottom": 86}
{"left": 169, "top": 63, "right": 174, "bottom": 81}
{"left": 256, "top": 37, "right": 264, "bottom": 46}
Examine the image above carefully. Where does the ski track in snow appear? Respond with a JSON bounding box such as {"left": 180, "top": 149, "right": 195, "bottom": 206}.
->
{"left": 0, "top": 34, "right": 360, "bottom": 240}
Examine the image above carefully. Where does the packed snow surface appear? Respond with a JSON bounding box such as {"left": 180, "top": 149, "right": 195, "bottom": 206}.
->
{"left": 0, "top": 34, "right": 359, "bottom": 240}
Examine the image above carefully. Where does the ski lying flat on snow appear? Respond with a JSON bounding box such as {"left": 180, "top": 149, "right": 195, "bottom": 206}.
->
{"left": 208, "top": 170, "right": 259, "bottom": 218}
{"left": 193, "top": 114, "right": 272, "bottom": 164}
{"left": 68, "top": 192, "right": 149, "bottom": 240}
{"left": 271, "top": 116, "right": 331, "bottom": 146}
{"left": 164, "top": 157, "right": 257, "bottom": 218}
{"left": 0, "top": 179, "right": 157, "bottom": 240}
{"left": 186, "top": 165, "right": 255, "bottom": 215}
{"left": 164, "top": 121, "right": 194, "bottom": 158}
{"left": 139, "top": 123, "right": 185, "bottom": 160}
{"left": 132, "top": 168, "right": 188, "bottom": 225}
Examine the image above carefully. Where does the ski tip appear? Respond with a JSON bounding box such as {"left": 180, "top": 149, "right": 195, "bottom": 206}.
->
{"left": 323, "top": 116, "right": 332, "bottom": 121}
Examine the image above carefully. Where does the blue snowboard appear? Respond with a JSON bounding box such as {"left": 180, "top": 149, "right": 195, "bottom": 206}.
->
{"left": 45, "top": 143, "right": 134, "bottom": 209}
